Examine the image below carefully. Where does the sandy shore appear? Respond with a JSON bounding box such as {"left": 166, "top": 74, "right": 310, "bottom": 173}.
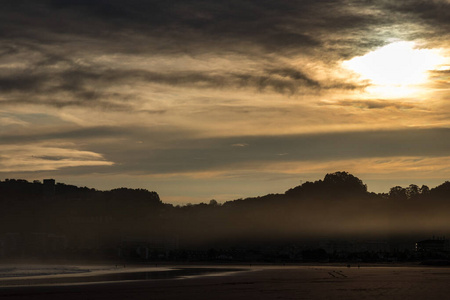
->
{"left": 1, "top": 265, "right": 450, "bottom": 299}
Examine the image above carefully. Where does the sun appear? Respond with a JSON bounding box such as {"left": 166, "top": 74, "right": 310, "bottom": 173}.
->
{"left": 343, "top": 41, "right": 445, "bottom": 98}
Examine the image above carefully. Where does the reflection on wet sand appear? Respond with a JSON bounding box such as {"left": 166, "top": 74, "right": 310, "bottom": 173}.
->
{"left": 3, "top": 266, "right": 450, "bottom": 300}
{"left": 0, "top": 267, "right": 247, "bottom": 287}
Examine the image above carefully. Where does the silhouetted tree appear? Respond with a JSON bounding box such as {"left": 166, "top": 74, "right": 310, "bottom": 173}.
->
{"left": 430, "top": 181, "right": 450, "bottom": 199}
{"left": 389, "top": 186, "right": 407, "bottom": 200}
{"left": 420, "top": 185, "right": 430, "bottom": 196}
{"left": 406, "top": 184, "right": 420, "bottom": 199}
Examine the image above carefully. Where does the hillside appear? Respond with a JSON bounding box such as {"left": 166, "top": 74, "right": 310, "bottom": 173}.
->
{"left": 1, "top": 172, "right": 450, "bottom": 261}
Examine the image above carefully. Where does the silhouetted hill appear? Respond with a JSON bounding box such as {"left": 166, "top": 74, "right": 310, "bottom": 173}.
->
{"left": 285, "top": 171, "right": 368, "bottom": 198}
{"left": 1, "top": 172, "right": 450, "bottom": 261}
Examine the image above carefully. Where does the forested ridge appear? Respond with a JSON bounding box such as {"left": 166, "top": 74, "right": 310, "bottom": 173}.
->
{"left": 1, "top": 172, "right": 450, "bottom": 260}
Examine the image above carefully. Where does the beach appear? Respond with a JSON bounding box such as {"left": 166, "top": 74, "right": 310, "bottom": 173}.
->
{"left": 1, "top": 264, "right": 450, "bottom": 299}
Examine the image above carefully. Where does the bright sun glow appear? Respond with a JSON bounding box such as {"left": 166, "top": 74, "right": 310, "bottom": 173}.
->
{"left": 343, "top": 41, "right": 445, "bottom": 98}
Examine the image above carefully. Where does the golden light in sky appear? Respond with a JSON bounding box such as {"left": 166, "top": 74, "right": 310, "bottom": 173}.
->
{"left": 2, "top": 1, "right": 450, "bottom": 203}
{"left": 343, "top": 41, "right": 446, "bottom": 98}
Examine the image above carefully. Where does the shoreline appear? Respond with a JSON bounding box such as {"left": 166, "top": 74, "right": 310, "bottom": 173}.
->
{"left": 0, "top": 265, "right": 251, "bottom": 287}
{"left": 2, "top": 265, "right": 450, "bottom": 299}
{"left": 0, "top": 262, "right": 446, "bottom": 287}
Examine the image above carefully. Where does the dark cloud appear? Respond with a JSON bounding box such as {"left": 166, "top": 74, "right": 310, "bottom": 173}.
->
{"left": 322, "top": 100, "right": 417, "bottom": 110}
{"left": 0, "top": 0, "right": 407, "bottom": 57}
{"left": 0, "top": 97, "right": 132, "bottom": 111}
{"left": 267, "top": 68, "right": 320, "bottom": 87}
{"left": 384, "top": 0, "right": 450, "bottom": 29}
{"left": 0, "top": 65, "right": 345, "bottom": 109}
{"left": 378, "top": 0, "right": 450, "bottom": 46}
{"left": 0, "top": 73, "right": 48, "bottom": 93}
{"left": 1, "top": 0, "right": 447, "bottom": 71}
{"left": 0, "top": 0, "right": 443, "bottom": 111}
{"left": 44, "top": 0, "right": 323, "bottom": 52}
{"left": 0, "top": 126, "right": 128, "bottom": 144}
{"left": 32, "top": 156, "right": 69, "bottom": 161}
{"left": 0, "top": 45, "right": 20, "bottom": 57}
{"left": 18, "top": 127, "right": 448, "bottom": 175}
{"left": 0, "top": 124, "right": 196, "bottom": 146}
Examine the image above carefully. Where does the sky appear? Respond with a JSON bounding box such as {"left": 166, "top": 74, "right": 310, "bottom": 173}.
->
{"left": 1, "top": 0, "right": 450, "bottom": 204}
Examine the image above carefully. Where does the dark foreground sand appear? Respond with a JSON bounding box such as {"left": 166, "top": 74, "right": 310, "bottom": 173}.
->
{"left": 1, "top": 265, "right": 450, "bottom": 299}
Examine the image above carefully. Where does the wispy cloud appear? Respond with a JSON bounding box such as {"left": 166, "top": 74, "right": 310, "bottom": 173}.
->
{"left": 0, "top": 143, "right": 113, "bottom": 172}
{"left": 321, "top": 99, "right": 418, "bottom": 110}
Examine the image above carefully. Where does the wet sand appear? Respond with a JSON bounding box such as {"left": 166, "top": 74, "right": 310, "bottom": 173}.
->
{"left": 0, "top": 265, "right": 244, "bottom": 286}
{"left": 1, "top": 265, "right": 450, "bottom": 299}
